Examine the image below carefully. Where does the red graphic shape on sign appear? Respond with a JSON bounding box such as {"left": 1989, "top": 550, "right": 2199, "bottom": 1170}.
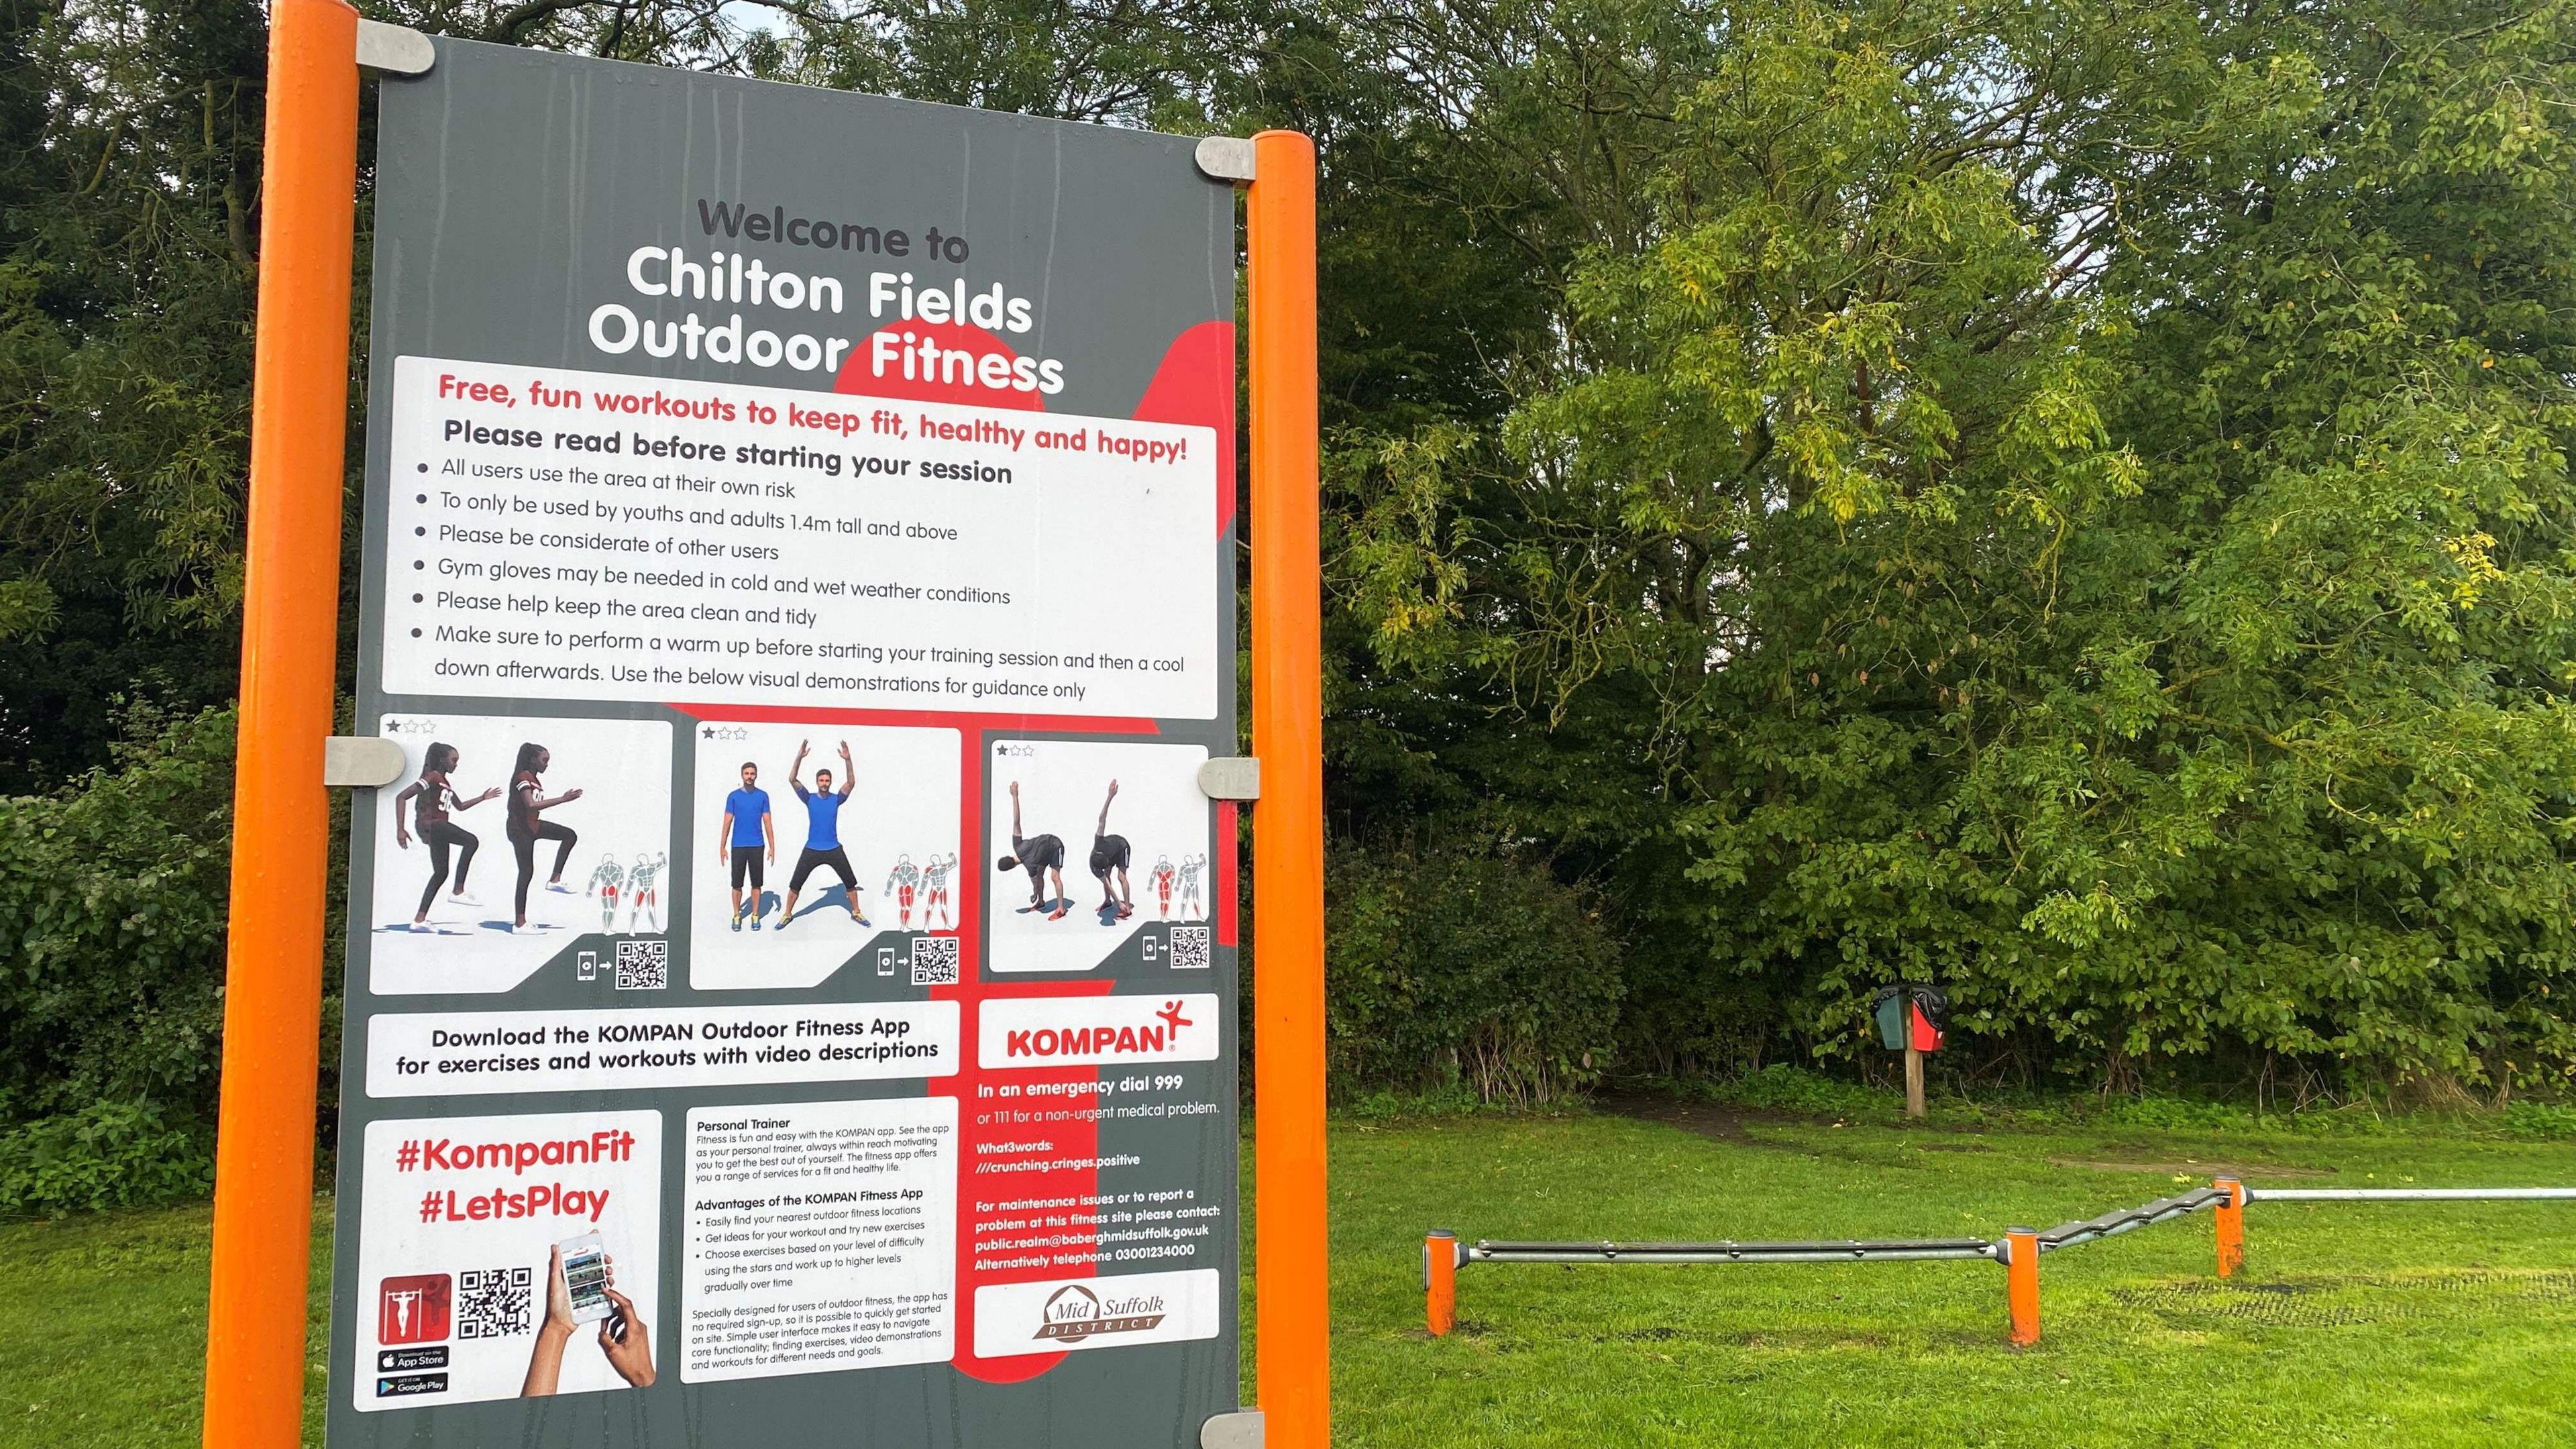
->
{"left": 835, "top": 321, "right": 1048, "bottom": 411}
{"left": 1129, "top": 321, "right": 1238, "bottom": 533}
{"left": 378, "top": 1274, "right": 451, "bottom": 1344}
{"left": 1216, "top": 801, "right": 1238, "bottom": 948}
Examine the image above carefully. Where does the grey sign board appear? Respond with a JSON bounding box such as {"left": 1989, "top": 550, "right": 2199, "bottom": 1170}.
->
{"left": 327, "top": 38, "right": 1242, "bottom": 1449}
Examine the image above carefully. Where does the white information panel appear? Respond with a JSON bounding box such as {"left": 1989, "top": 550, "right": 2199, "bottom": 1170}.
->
{"left": 384, "top": 356, "right": 1220, "bottom": 719}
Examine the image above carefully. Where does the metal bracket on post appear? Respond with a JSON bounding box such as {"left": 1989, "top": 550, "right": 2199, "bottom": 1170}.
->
{"left": 356, "top": 19, "right": 435, "bottom": 74}
{"left": 1201, "top": 1410, "right": 1266, "bottom": 1449}
{"left": 322, "top": 735, "right": 406, "bottom": 789}
{"left": 1198, "top": 756, "right": 1262, "bottom": 801}
{"left": 1195, "top": 136, "right": 1258, "bottom": 185}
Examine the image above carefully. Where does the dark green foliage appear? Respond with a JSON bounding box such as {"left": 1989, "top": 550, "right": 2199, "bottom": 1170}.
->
{"left": 0, "top": 0, "right": 267, "bottom": 790}
{"left": 0, "top": 706, "right": 235, "bottom": 1212}
{"left": 1326, "top": 838, "right": 1621, "bottom": 1103}
{"left": 0, "top": 1097, "right": 213, "bottom": 1214}
{"left": 0, "top": 707, "right": 233, "bottom": 1123}
{"left": 1328, "top": 0, "right": 2576, "bottom": 1095}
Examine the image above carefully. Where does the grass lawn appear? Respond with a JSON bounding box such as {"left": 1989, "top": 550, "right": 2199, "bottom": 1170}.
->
{"left": 9, "top": 1104, "right": 2576, "bottom": 1446}
{"left": 1336, "top": 1106, "right": 2576, "bottom": 1447}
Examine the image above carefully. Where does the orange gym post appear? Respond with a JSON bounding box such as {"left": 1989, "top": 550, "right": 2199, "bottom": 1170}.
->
{"left": 2003, "top": 1228, "right": 2041, "bottom": 1347}
{"left": 201, "top": 1, "right": 360, "bottom": 1446}
{"left": 1249, "top": 127, "right": 1330, "bottom": 1448}
{"left": 2214, "top": 1177, "right": 2245, "bottom": 1279}
{"left": 1424, "top": 1231, "right": 1458, "bottom": 1337}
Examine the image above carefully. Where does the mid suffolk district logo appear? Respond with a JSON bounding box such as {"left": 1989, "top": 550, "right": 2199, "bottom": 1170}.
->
{"left": 1033, "top": 1284, "right": 1169, "bottom": 1344}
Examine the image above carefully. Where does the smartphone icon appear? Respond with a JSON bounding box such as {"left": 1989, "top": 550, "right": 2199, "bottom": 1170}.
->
{"left": 557, "top": 1232, "right": 613, "bottom": 1324}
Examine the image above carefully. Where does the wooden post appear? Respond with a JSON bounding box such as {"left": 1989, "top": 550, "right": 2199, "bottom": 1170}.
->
{"left": 1904, "top": 1044, "right": 1925, "bottom": 1119}
{"left": 202, "top": 1, "right": 360, "bottom": 1445}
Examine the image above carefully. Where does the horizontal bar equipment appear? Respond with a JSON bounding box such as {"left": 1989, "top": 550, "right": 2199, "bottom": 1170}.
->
{"left": 1466, "top": 1238, "right": 1996, "bottom": 1265}
{"left": 1424, "top": 1175, "right": 2576, "bottom": 1348}
{"left": 2035, "top": 1186, "right": 2227, "bottom": 1252}
{"left": 2249, "top": 1187, "right": 2576, "bottom": 1202}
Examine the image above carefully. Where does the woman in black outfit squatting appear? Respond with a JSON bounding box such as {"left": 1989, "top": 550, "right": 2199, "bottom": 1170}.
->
{"left": 392, "top": 742, "right": 500, "bottom": 929}
{"left": 507, "top": 742, "right": 585, "bottom": 930}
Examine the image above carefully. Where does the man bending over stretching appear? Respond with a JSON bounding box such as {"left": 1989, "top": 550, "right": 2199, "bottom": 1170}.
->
{"left": 1088, "top": 780, "right": 1133, "bottom": 920}
{"left": 997, "top": 781, "right": 1067, "bottom": 920}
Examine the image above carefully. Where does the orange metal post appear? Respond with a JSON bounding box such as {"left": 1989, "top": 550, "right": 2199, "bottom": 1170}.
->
{"left": 2214, "top": 1177, "right": 2246, "bottom": 1279}
{"left": 2004, "top": 1228, "right": 2041, "bottom": 1348}
{"left": 1425, "top": 1232, "right": 1458, "bottom": 1337}
{"left": 1249, "top": 127, "right": 1328, "bottom": 1449}
{"left": 201, "top": 1, "right": 360, "bottom": 1446}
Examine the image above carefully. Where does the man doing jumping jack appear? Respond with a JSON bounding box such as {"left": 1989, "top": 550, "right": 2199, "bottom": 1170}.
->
{"left": 782, "top": 739, "right": 867, "bottom": 928}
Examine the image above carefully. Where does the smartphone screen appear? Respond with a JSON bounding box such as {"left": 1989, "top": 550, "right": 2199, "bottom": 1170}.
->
{"left": 558, "top": 1232, "right": 612, "bottom": 1324}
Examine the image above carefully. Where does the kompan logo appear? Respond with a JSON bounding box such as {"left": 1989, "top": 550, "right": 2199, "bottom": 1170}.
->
{"left": 1032, "top": 1283, "right": 1168, "bottom": 1344}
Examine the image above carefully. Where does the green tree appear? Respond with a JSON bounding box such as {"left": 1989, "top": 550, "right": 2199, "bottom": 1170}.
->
{"left": 1334, "top": 0, "right": 2576, "bottom": 1093}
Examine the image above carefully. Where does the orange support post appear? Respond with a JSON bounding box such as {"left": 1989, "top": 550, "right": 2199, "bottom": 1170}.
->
{"left": 2004, "top": 1228, "right": 2041, "bottom": 1348}
{"left": 2214, "top": 1177, "right": 2246, "bottom": 1279}
{"left": 201, "top": 1, "right": 360, "bottom": 1446}
{"left": 1249, "top": 129, "right": 1327, "bottom": 1448}
{"left": 1425, "top": 1231, "right": 1458, "bottom": 1337}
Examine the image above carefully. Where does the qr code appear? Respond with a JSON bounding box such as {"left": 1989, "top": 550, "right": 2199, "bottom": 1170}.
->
{"left": 456, "top": 1266, "right": 533, "bottom": 1339}
{"left": 911, "top": 935, "right": 959, "bottom": 985}
{"left": 1170, "top": 926, "right": 1211, "bottom": 969}
{"left": 615, "top": 938, "right": 667, "bottom": 989}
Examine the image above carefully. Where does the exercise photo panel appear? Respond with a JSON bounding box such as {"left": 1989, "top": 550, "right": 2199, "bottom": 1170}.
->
{"left": 368, "top": 714, "right": 674, "bottom": 995}
{"left": 687, "top": 722, "right": 962, "bottom": 991}
{"left": 986, "top": 738, "right": 1210, "bottom": 973}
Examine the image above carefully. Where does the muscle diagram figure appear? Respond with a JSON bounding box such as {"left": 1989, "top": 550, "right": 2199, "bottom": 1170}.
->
{"left": 783, "top": 739, "right": 867, "bottom": 928}
{"left": 391, "top": 741, "right": 500, "bottom": 929}
{"left": 1176, "top": 852, "right": 1206, "bottom": 920}
{"left": 1089, "top": 780, "right": 1134, "bottom": 921}
{"left": 588, "top": 853, "right": 624, "bottom": 930}
{"left": 624, "top": 851, "right": 665, "bottom": 933}
{"left": 922, "top": 851, "right": 958, "bottom": 929}
{"left": 1149, "top": 853, "right": 1177, "bottom": 920}
{"left": 885, "top": 853, "right": 923, "bottom": 929}
{"left": 998, "top": 781, "right": 1067, "bottom": 920}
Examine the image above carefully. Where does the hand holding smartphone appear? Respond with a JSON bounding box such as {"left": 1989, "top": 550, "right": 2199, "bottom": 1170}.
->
{"left": 556, "top": 1232, "right": 614, "bottom": 1324}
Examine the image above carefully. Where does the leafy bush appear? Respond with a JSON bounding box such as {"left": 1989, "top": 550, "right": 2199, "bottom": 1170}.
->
{"left": 2498, "top": 1103, "right": 2576, "bottom": 1142}
{"left": 1709, "top": 1064, "right": 1887, "bottom": 1116}
{"left": 0, "top": 1098, "right": 213, "bottom": 1214}
{"left": 0, "top": 706, "right": 234, "bottom": 1140}
{"left": 1325, "top": 837, "right": 1622, "bottom": 1104}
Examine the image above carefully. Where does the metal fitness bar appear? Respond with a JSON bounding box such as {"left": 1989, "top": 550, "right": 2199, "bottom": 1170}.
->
{"left": 2250, "top": 1187, "right": 2576, "bottom": 1202}
{"left": 2035, "top": 1185, "right": 2227, "bottom": 1252}
{"left": 1423, "top": 1177, "right": 2576, "bottom": 1349}
{"left": 1465, "top": 1239, "right": 1998, "bottom": 1265}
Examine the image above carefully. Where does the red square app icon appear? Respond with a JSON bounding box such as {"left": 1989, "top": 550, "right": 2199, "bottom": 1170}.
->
{"left": 378, "top": 1274, "right": 451, "bottom": 1345}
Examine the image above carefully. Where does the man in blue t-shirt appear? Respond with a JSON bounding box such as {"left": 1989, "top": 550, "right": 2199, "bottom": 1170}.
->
{"left": 782, "top": 739, "right": 867, "bottom": 928}
{"left": 715, "top": 761, "right": 774, "bottom": 930}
